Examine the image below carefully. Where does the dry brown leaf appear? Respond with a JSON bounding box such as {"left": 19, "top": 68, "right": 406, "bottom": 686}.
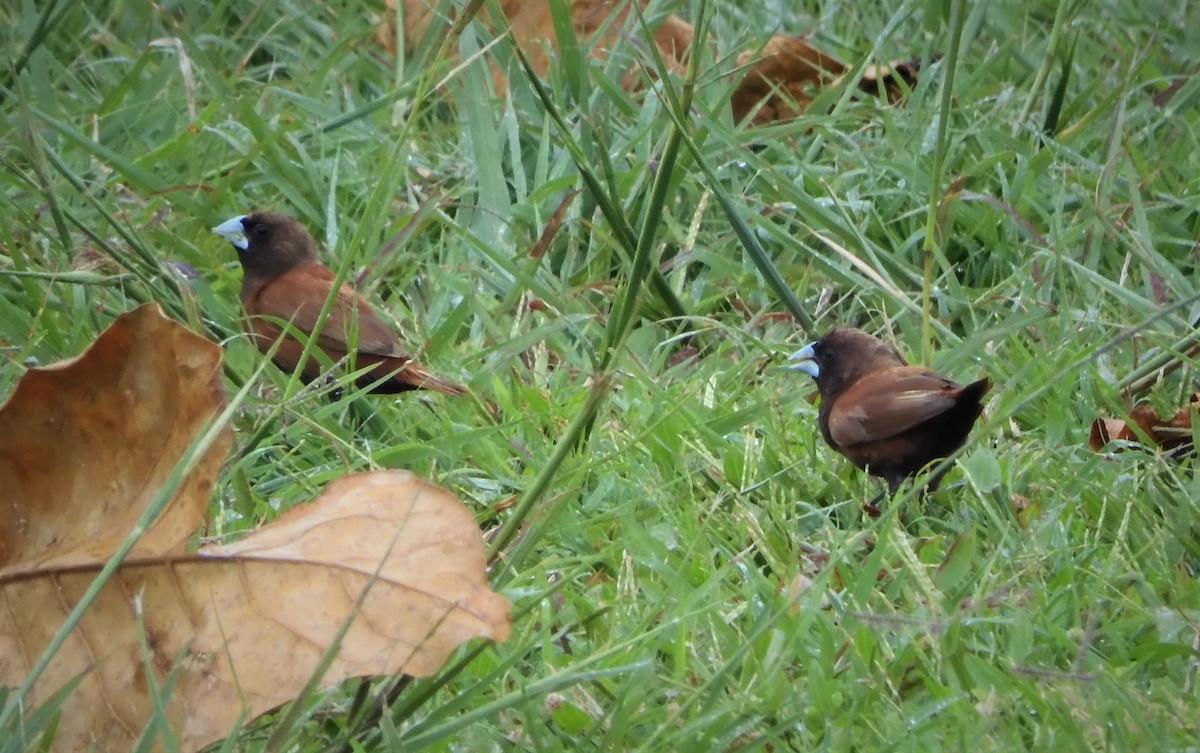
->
{"left": 529, "top": 188, "right": 581, "bottom": 259}
{"left": 731, "top": 34, "right": 848, "bottom": 125}
{"left": 379, "top": 2, "right": 923, "bottom": 125}
{"left": 782, "top": 572, "right": 815, "bottom": 615}
{"left": 378, "top": 0, "right": 689, "bottom": 95}
{"left": 1, "top": 470, "right": 512, "bottom": 752}
{"left": 0, "top": 302, "right": 230, "bottom": 573}
{"left": 732, "top": 36, "right": 931, "bottom": 125}
{"left": 1010, "top": 493, "right": 1034, "bottom": 512}
{"left": 0, "top": 306, "right": 510, "bottom": 751}
{"left": 1153, "top": 65, "right": 1200, "bottom": 109}
{"left": 851, "top": 57, "right": 927, "bottom": 104}
{"left": 1089, "top": 394, "right": 1199, "bottom": 455}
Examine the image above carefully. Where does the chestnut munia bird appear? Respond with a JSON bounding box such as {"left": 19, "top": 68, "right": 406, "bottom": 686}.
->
{"left": 212, "top": 211, "right": 465, "bottom": 396}
{"left": 789, "top": 327, "right": 990, "bottom": 494}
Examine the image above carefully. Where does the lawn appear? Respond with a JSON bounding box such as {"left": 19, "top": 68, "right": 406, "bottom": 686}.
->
{"left": 1, "top": 0, "right": 1198, "bottom": 750}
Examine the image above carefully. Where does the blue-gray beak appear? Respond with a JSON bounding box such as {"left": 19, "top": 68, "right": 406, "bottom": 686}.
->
{"left": 787, "top": 343, "right": 819, "bottom": 378}
{"left": 212, "top": 215, "right": 249, "bottom": 250}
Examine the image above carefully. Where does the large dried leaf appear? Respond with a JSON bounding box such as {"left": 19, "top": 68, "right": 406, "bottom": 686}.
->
{"left": 0, "top": 303, "right": 229, "bottom": 573}
{"left": 0, "top": 306, "right": 509, "bottom": 750}
{"left": 1089, "top": 395, "right": 1198, "bottom": 456}
{"left": 1, "top": 470, "right": 512, "bottom": 752}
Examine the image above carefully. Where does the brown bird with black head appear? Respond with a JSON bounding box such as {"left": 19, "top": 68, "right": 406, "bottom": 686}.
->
{"left": 789, "top": 327, "right": 990, "bottom": 496}
{"left": 212, "top": 211, "right": 465, "bottom": 396}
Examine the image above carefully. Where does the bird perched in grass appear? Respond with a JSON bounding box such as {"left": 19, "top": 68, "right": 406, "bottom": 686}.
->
{"left": 212, "top": 211, "right": 465, "bottom": 396}
{"left": 788, "top": 327, "right": 990, "bottom": 496}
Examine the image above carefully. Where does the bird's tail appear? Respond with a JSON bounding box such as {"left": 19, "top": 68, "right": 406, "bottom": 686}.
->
{"left": 403, "top": 364, "right": 468, "bottom": 396}
{"left": 961, "top": 377, "right": 993, "bottom": 403}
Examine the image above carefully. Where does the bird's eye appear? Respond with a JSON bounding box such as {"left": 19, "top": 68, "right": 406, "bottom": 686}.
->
{"left": 253, "top": 224, "right": 269, "bottom": 238}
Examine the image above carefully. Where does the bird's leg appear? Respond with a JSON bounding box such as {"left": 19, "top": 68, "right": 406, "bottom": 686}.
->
{"left": 862, "top": 491, "right": 885, "bottom": 518}
{"left": 863, "top": 475, "right": 905, "bottom": 517}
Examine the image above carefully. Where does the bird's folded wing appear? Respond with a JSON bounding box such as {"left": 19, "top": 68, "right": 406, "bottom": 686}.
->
{"left": 251, "top": 265, "right": 410, "bottom": 359}
{"left": 828, "top": 368, "right": 960, "bottom": 446}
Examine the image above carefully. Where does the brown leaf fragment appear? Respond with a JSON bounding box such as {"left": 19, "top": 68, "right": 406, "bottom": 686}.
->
{"left": 1152, "top": 66, "right": 1200, "bottom": 109}
{"left": 666, "top": 346, "right": 700, "bottom": 369}
{"left": 935, "top": 175, "right": 969, "bottom": 240}
{"left": 0, "top": 303, "right": 229, "bottom": 573}
{"left": 529, "top": 189, "right": 581, "bottom": 259}
{"left": 71, "top": 245, "right": 125, "bottom": 274}
{"left": 1150, "top": 273, "right": 1168, "bottom": 306}
{"left": 1010, "top": 493, "right": 1034, "bottom": 512}
{"left": 731, "top": 36, "right": 934, "bottom": 124}
{"left": 853, "top": 57, "right": 930, "bottom": 103}
{"left": 1089, "top": 394, "right": 1199, "bottom": 455}
{"left": 783, "top": 572, "right": 815, "bottom": 615}
{"left": 1089, "top": 417, "right": 1129, "bottom": 451}
{"left": 1, "top": 470, "right": 512, "bottom": 753}
{"left": 731, "top": 34, "right": 849, "bottom": 125}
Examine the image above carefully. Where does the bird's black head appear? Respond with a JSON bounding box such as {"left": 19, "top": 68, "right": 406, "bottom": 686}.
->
{"left": 789, "top": 327, "right": 907, "bottom": 401}
{"left": 212, "top": 211, "right": 319, "bottom": 279}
